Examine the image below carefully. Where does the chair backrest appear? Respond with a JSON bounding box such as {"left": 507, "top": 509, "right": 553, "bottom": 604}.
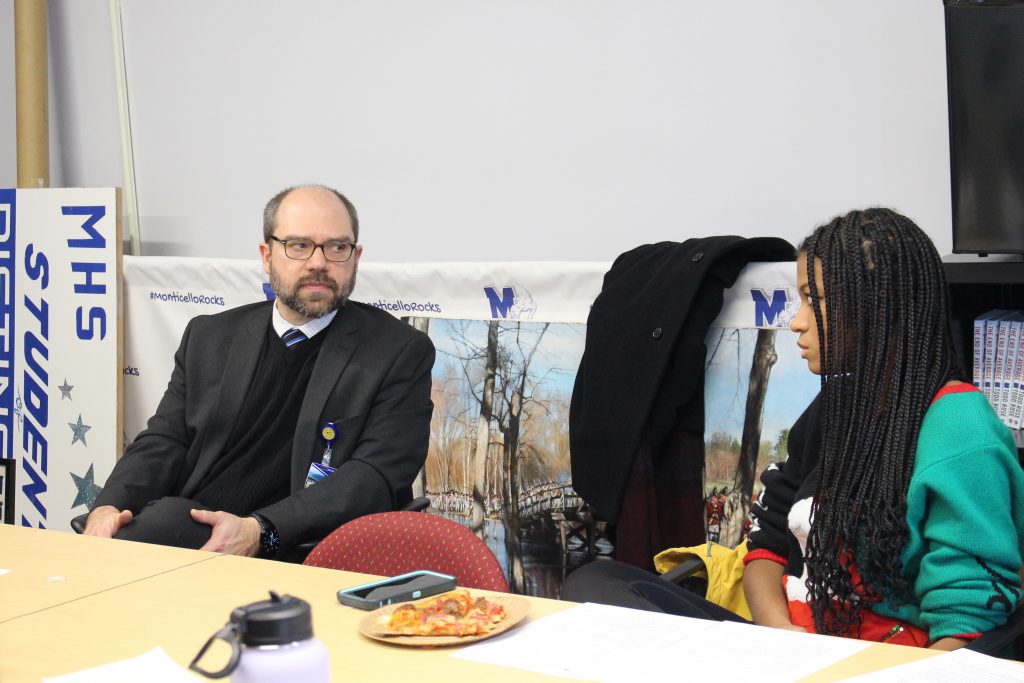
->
{"left": 303, "top": 511, "right": 510, "bottom": 593}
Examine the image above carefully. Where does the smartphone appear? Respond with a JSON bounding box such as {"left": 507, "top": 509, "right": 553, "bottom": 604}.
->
{"left": 336, "top": 570, "right": 458, "bottom": 610}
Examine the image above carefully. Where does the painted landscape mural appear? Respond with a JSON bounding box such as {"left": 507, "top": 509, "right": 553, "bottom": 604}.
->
{"left": 411, "top": 318, "right": 819, "bottom": 598}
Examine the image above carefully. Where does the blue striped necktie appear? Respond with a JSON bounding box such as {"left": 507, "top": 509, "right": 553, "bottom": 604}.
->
{"left": 282, "top": 327, "right": 307, "bottom": 347}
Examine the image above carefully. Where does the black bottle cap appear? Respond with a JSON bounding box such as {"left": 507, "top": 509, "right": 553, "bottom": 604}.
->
{"left": 230, "top": 591, "right": 314, "bottom": 646}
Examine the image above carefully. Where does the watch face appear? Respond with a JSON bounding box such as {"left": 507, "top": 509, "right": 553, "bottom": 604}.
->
{"left": 252, "top": 514, "right": 279, "bottom": 558}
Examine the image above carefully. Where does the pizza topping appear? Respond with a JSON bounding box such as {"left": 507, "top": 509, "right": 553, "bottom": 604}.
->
{"left": 383, "top": 588, "right": 506, "bottom": 637}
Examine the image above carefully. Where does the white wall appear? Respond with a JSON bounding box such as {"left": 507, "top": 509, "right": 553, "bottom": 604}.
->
{"left": 4, "top": 0, "right": 955, "bottom": 261}
{"left": 1, "top": 0, "right": 15, "bottom": 186}
{"left": 1, "top": 0, "right": 123, "bottom": 191}
{"left": 47, "top": 0, "right": 123, "bottom": 191}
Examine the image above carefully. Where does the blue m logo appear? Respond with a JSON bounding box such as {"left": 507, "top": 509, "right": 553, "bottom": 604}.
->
{"left": 484, "top": 286, "right": 515, "bottom": 318}
{"left": 751, "top": 288, "right": 790, "bottom": 327}
{"left": 262, "top": 283, "right": 276, "bottom": 301}
{"left": 484, "top": 284, "right": 537, "bottom": 320}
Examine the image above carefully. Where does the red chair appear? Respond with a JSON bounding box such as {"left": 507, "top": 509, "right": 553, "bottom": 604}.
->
{"left": 303, "top": 511, "right": 510, "bottom": 592}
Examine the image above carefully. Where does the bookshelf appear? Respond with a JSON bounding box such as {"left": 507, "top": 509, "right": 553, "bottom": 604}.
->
{"left": 943, "top": 254, "right": 1024, "bottom": 458}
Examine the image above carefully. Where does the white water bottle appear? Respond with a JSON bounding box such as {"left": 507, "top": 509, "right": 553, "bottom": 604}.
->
{"left": 190, "top": 592, "right": 330, "bottom": 682}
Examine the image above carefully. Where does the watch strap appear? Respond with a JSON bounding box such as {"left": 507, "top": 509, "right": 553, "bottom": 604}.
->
{"left": 250, "top": 512, "right": 280, "bottom": 559}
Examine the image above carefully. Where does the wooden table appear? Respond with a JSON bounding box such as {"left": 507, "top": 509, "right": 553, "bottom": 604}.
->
{"left": 0, "top": 526, "right": 939, "bottom": 682}
{"left": 0, "top": 525, "right": 219, "bottom": 623}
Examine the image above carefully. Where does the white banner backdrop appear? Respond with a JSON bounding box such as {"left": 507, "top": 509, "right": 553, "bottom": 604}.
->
{"left": 122, "top": 256, "right": 798, "bottom": 445}
{"left": 1, "top": 188, "right": 122, "bottom": 530}
{"left": 0, "top": 201, "right": 798, "bottom": 529}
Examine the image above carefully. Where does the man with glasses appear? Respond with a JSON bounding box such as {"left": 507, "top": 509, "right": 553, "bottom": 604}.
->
{"left": 84, "top": 185, "right": 435, "bottom": 558}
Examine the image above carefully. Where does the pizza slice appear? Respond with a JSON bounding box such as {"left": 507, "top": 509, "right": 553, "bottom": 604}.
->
{"left": 384, "top": 588, "right": 507, "bottom": 636}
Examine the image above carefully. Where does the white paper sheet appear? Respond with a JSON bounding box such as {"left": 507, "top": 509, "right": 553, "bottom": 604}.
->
{"left": 42, "top": 647, "right": 199, "bottom": 682}
{"left": 836, "top": 647, "right": 1024, "bottom": 682}
{"left": 615, "top": 619, "right": 871, "bottom": 683}
{"left": 453, "top": 602, "right": 869, "bottom": 682}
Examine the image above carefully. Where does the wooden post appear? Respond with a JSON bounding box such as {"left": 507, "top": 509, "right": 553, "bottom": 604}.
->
{"left": 15, "top": 0, "right": 50, "bottom": 188}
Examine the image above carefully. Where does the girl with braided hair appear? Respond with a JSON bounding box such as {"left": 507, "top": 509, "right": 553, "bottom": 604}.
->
{"left": 563, "top": 208, "right": 1024, "bottom": 650}
{"left": 743, "top": 207, "right": 1023, "bottom": 649}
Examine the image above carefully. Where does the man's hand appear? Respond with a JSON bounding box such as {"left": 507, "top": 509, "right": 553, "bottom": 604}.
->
{"left": 191, "top": 509, "right": 261, "bottom": 557}
{"left": 83, "top": 505, "right": 133, "bottom": 538}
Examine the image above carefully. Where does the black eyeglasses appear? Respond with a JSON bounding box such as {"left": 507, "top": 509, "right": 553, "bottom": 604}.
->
{"left": 268, "top": 236, "right": 358, "bottom": 262}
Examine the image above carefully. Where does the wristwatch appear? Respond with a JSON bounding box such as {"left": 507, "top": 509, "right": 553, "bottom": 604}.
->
{"left": 249, "top": 512, "right": 280, "bottom": 559}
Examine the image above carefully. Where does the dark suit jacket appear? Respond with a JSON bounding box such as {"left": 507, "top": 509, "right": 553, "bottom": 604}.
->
{"left": 94, "top": 300, "right": 435, "bottom": 551}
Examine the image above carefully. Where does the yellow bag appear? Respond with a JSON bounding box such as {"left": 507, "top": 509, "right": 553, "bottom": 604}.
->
{"left": 652, "top": 539, "right": 751, "bottom": 620}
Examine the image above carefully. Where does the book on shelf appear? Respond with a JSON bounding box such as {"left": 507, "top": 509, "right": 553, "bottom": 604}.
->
{"left": 1009, "top": 317, "right": 1024, "bottom": 430}
{"left": 973, "top": 313, "right": 985, "bottom": 390}
{"left": 995, "top": 313, "right": 1024, "bottom": 423}
{"left": 977, "top": 310, "right": 1015, "bottom": 408}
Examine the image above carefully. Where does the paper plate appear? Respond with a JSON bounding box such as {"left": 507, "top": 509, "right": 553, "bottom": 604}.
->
{"left": 357, "top": 593, "right": 530, "bottom": 647}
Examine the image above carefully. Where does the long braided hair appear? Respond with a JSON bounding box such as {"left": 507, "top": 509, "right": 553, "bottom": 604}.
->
{"left": 800, "top": 208, "right": 962, "bottom": 636}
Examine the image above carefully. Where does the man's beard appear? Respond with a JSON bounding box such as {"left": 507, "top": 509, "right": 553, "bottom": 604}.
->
{"left": 269, "top": 268, "right": 357, "bottom": 320}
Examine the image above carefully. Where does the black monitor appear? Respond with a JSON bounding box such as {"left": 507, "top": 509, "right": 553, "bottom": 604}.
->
{"left": 944, "top": 0, "right": 1024, "bottom": 255}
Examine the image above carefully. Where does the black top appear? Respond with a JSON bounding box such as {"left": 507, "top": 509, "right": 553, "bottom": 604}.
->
{"left": 745, "top": 392, "right": 822, "bottom": 575}
{"left": 193, "top": 324, "right": 325, "bottom": 515}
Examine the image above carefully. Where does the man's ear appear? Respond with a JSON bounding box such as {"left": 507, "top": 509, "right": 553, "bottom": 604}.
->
{"left": 259, "top": 241, "right": 272, "bottom": 275}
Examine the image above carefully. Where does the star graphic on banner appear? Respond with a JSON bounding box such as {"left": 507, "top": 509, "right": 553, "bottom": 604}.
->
{"left": 69, "top": 414, "right": 92, "bottom": 446}
{"left": 70, "top": 463, "right": 102, "bottom": 510}
{"left": 58, "top": 379, "right": 74, "bottom": 400}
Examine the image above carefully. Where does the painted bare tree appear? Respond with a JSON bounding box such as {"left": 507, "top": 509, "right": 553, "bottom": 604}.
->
{"left": 443, "top": 319, "right": 560, "bottom": 590}
{"left": 426, "top": 362, "right": 471, "bottom": 511}
{"left": 470, "top": 321, "right": 499, "bottom": 534}
{"left": 438, "top": 320, "right": 497, "bottom": 531}
{"left": 492, "top": 321, "right": 550, "bottom": 592}
{"left": 729, "top": 328, "right": 778, "bottom": 544}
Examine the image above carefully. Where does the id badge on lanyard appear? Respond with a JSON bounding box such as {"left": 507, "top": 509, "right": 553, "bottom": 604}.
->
{"left": 304, "top": 422, "right": 337, "bottom": 488}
